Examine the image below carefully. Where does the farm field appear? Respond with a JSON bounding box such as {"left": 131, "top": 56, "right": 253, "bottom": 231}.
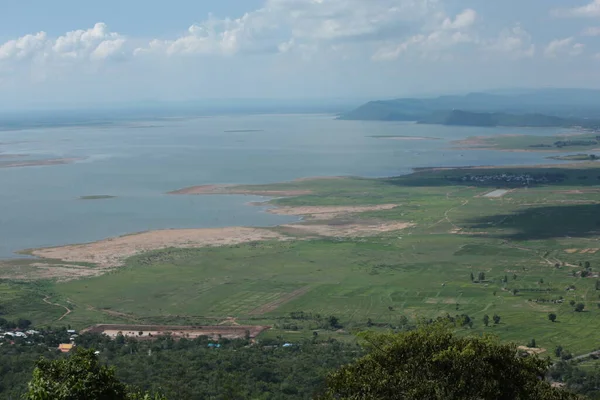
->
{"left": 3, "top": 163, "right": 600, "bottom": 359}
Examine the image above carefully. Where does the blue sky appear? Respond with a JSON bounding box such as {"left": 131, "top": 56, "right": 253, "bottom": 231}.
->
{"left": 1, "top": 0, "right": 600, "bottom": 108}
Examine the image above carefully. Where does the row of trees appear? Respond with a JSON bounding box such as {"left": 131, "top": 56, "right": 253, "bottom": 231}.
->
{"left": 16, "top": 325, "right": 589, "bottom": 400}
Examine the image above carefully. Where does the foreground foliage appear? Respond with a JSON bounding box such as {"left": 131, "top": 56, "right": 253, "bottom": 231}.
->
{"left": 24, "top": 348, "right": 165, "bottom": 400}
{"left": 323, "top": 325, "right": 581, "bottom": 400}
{"left": 0, "top": 332, "right": 359, "bottom": 400}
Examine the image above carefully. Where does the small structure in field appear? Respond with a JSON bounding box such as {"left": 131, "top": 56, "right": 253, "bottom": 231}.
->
{"left": 58, "top": 343, "right": 74, "bottom": 353}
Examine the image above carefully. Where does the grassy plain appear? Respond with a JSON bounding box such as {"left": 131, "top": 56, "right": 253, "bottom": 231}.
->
{"left": 4, "top": 164, "right": 600, "bottom": 358}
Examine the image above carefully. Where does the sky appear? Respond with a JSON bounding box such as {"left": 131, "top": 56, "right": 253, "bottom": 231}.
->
{"left": 1, "top": 0, "right": 600, "bottom": 109}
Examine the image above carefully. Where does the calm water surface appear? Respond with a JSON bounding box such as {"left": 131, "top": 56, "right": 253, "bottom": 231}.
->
{"left": 0, "top": 114, "right": 570, "bottom": 258}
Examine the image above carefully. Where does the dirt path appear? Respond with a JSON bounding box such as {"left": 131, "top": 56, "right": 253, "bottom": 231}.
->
{"left": 42, "top": 296, "right": 72, "bottom": 321}
{"left": 248, "top": 286, "right": 311, "bottom": 315}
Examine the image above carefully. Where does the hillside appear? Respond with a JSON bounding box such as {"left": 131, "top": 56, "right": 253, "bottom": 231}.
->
{"left": 339, "top": 89, "right": 600, "bottom": 128}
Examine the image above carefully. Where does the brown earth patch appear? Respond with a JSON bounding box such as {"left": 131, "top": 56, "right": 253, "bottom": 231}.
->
{"left": 268, "top": 204, "right": 398, "bottom": 220}
{"left": 29, "top": 227, "right": 290, "bottom": 268}
{"left": 280, "top": 221, "right": 414, "bottom": 237}
{"left": 82, "top": 324, "right": 269, "bottom": 340}
{"left": 564, "top": 249, "right": 579, "bottom": 254}
{"left": 518, "top": 346, "right": 547, "bottom": 355}
{"left": 248, "top": 286, "right": 312, "bottom": 315}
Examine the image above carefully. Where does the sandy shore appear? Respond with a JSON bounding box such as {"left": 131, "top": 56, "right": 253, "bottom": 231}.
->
{"left": 168, "top": 184, "right": 312, "bottom": 197}
{"left": 0, "top": 157, "right": 83, "bottom": 168}
{"left": 29, "top": 227, "right": 290, "bottom": 268}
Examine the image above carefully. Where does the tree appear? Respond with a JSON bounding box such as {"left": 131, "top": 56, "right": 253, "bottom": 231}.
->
{"left": 328, "top": 315, "right": 340, "bottom": 329}
{"left": 528, "top": 338, "right": 537, "bottom": 348}
{"left": 585, "top": 261, "right": 591, "bottom": 269}
{"left": 596, "top": 280, "right": 600, "bottom": 291}
{"left": 575, "top": 303, "right": 585, "bottom": 312}
{"left": 483, "top": 314, "right": 490, "bottom": 327}
{"left": 555, "top": 346, "right": 563, "bottom": 357}
{"left": 569, "top": 300, "right": 576, "bottom": 306}
{"left": 512, "top": 289, "right": 519, "bottom": 296}
{"left": 513, "top": 273, "right": 518, "bottom": 280}
{"left": 470, "top": 272, "right": 474, "bottom": 282}
{"left": 503, "top": 275, "right": 508, "bottom": 283}
{"left": 493, "top": 314, "right": 501, "bottom": 324}
{"left": 548, "top": 313, "right": 557, "bottom": 323}
{"left": 478, "top": 272, "right": 485, "bottom": 282}
{"left": 24, "top": 348, "right": 166, "bottom": 400}
{"left": 322, "top": 325, "right": 579, "bottom": 400}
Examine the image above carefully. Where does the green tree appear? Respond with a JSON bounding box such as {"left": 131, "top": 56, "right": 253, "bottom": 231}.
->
{"left": 575, "top": 303, "right": 585, "bottom": 312}
{"left": 528, "top": 338, "right": 537, "bottom": 348}
{"left": 548, "top": 313, "right": 557, "bottom": 323}
{"left": 483, "top": 314, "right": 490, "bottom": 327}
{"left": 322, "top": 325, "right": 579, "bottom": 400}
{"left": 328, "top": 315, "right": 340, "bottom": 329}
{"left": 595, "top": 280, "right": 600, "bottom": 290}
{"left": 24, "top": 348, "right": 165, "bottom": 400}
{"left": 470, "top": 272, "right": 474, "bottom": 282}
{"left": 493, "top": 314, "right": 501, "bottom": 324}
{"left": 554, "top": 346, "right": 563, "bottom": 357}
{"left": 478, "top": 272, "right": 485, "bottom": 282}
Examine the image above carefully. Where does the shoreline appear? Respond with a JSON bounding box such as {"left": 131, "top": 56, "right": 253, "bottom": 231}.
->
{"left": 6, "top": 160, "right": 587, "bottom": 274}
{"left": 0, "top": 157, "right": 83, "bottom": 168}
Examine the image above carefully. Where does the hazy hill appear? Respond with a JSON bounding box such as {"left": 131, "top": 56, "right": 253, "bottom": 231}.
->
{"left": 340, "top": 89, "right": 600, "bottom": 127}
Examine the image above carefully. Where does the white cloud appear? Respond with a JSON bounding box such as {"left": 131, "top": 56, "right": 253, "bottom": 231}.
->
{"left": 0, "top": 32, "right": 47, "bottom": 61}
{"left": 544, "top": 37, "right": 585, "bottom": 58}
{"left": 372, "top": 9, "right": 478, "bottom": 61}
{"left": 135, "top": 0, "right": 446, "bottom": 57}
{"left": 582, "top": 26, "right": 600, "bottom": 35}
{"left": 441, "top": 9, "right": 477, "bottom": 30}
{"left": 0, "top": 22, "right": 127, "bottom": 65}
{"left": 553, "top": 0, "right": 600, "bottom": 18}
{"left": 486, "top": 25, "right": 535, "bottom": 58}
{"left": 53, "top": 23, "right": 124, "bottom": 60}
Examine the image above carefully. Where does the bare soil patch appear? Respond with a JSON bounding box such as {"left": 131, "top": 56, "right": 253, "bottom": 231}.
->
{"left": 268, "top": 204, "right": 398, "bottom": 220}
{"left": 83, "top": 324, "right": 269, "bottom": 340}
{"left": 281, "top": 221, "right": 414, "bottom": 237}
{"left": 518, "top": 346, "right": 547, "bottom": 355}
{"left": 29, "top": 228, "right": 290, "bottom": 268}
{"left": 248, "top": 286, "right": 311, "bottom": 315}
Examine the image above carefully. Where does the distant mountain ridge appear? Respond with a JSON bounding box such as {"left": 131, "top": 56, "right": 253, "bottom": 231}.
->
{"left": 339, "top": 89, "right": 600, "bottom": 128}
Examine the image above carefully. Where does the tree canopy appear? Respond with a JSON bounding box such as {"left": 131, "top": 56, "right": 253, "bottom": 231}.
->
{"left": 24, "top": 348, "right": 165, "bottom": 400}
{"left": 323, "top": 325, "right": 580, "bottom": 400}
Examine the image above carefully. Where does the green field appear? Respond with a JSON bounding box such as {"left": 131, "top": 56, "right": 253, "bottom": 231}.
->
{"left": 4, "top": 164, "right": 600, "bottom": 359}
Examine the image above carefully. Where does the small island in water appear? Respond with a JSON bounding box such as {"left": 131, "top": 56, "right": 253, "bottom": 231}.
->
{"left": 79, "top": 195, "right": 117, "bottom": 200}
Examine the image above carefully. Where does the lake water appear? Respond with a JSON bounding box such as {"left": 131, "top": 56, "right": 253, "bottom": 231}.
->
{"left": 0, "top": 114, "right": 569, "bottom": 258}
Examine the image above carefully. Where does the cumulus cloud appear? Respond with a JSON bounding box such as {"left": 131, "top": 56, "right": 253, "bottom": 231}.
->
{"left": 441, "top": 9, "right": 477, "bottom": 30}
{"left": 553, "top": 0, "right": 600, "bottom": 18}
{"left": 135, "top": 0, "right": 445, "bottom": 57}
{"left": 544, "top": 38, "right": 585, "bottom": 58}
{"left": 486, "top": 25, "right": 535, "bottom": 58}
{"left": 371, "top": 9, "right": 478, "bottom": 61}
{"left": 0, "top": 22, "right": 127, "bottom": 65}
{"left": 0, "top": 32, "right": 48, "bottom": 61}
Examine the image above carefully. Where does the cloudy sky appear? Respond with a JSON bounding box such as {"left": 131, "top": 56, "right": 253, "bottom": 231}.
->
{"left": 1, "top": 0, "right": 600, "bottom": 108}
